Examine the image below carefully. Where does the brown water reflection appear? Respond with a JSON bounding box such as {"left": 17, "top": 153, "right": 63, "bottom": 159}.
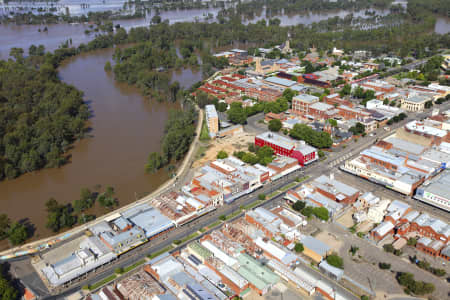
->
{"left": 0, "top": 47, "right": 179, "bottom": 245}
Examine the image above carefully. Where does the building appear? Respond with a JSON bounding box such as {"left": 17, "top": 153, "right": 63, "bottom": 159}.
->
{"left": 337, "top": 105, "right": 371, "bottom": 121}
{"left": 255, "top": 132, "right": 317, "bottom": 166}
{"left": 116, "top": 269, "right": 166, "bottom": 299}
{"left": 236, "top": 253, "right": 279, "bottom": 295}
{"left": 307, "top": 102, "right": 336, "bottom": 120}
{"left": 121, "top": 204, "right": 174, "bottom": 239}
{"left": 40, "top": 236, "right": 116, "bottom": 287}
{"left": 361, "top": 80, "right": 395, "bottom": 93}
{"left": 415, "top": 170, "right": 450, "bottom": 212}
{"left": 292, "top": 94, "right": 319, "bottom": 116}
{"left": 342, "top": 146, "right": 427, "bottom": 196}
{"left": 254, "top": 58, "right": 280, "bottom": 75}
{"left": 401, "top": 95, "right": 430, "bottom": 112}
{"left": 205, "top": 104, "right": 219, "bottom": 137}
{"left": 264, "top": 76, "right": 298, "bottom": 89}
{"left": 299, "top": 235, "right": 331, "bottom": 262}
{"left": 416, "top": 237, "right": 444, "bottom": 257}
{"left": 311, "top": 174, "right": 360, "bottom": 204}
{"left": 371, "top": 221, "right": 395, "bottom": 241}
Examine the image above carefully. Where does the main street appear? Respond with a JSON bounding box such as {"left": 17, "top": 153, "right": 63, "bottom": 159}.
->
{"left": 13, "top": 102, "right": 450, "bottom": 298}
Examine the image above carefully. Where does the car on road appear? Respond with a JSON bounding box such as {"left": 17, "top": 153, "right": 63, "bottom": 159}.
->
{"left": 384, "top": 127, "right": 391, "bottom": 131}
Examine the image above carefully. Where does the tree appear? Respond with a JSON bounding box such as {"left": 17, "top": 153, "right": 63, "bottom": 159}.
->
{"left": 282, "top": 88, "right": 296, "bottom": 101}
{"left": 318, "top": 150, "right": 325, "bottom": 158}
{"left": 0, "top": 264, "right": 19, "bottom": 300}
{"left": 349, "top": 246, "right": 359, "bottom": 256}
{"left": 151, "top": 15, "right": 162, "bottom": 24}
{"left": 383, "top": 244, "right": 395, "bottom": 253}
{"left": 217, "top": 150, "right": 228, "bottom": 159}
{"left": 268, "top": 119, "right": 282, "bottom": 132}
{"left": 8, "top": 222, "right": 28, "bottom": 245}
{"left": 104, "top": 61, "right": 112, "bottom": 72}
{"left": 379, "top": 262, "right": 391, "bottom": 269}
{"left": 289, "top": 124, "right": 332, "bottom": 148}
{"left": 312, "top": 207, "right": 329, "bottom": 221}
{"left": 146, "top": 152, "right": 163, "bottom": 173}
{"left": 326, "top": 254, "right": 344, "bottom": 269}
{"left": 292, "top": 201, "right": 306, "bottom": 212}
{"left": 396, "top": 272, "right": 435, "bottom": 295}
{"left": 328, "top": 119, "right": 338, "bottom": 127}
{"left": 0, "top": 214, "right": 11, "bottom": 240}
{"left": 301, "top": 206, "right": 313, "bottom": 217}
{"left": 407, "top": 237, "right": 417, "bottom": 246}
{"left": 258, "top": 194, "right": 266, "bottom": 200}
{"left": 425, "top": 100, "right": 433, "bottom": 109}
{"left": 227, "top": 102, "right": 247, "bottom": 124}
{"left": 216, "top": 102, "right": 228, "bottom": 112}
{"left": 294, "top": 243, "right": 304, "bottom": 253}
{"left": 339, "top": 84, "right": 351, "bottom": 97}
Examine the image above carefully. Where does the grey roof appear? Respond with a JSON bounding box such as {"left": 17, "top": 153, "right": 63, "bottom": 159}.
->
{"left": 265, "top": 76, "right": 298, "bottom": 87}
{"left": 405, "top": 95, "right": 429, "bottom": 103}
{"left": 319, "top": 260, "right": 344, "bottom": 279}
{"left": 300, "top": 235, "right": 330, "bottom": 257}
{"left": 419, "top": 169, "right": 450, "bottom": 203}
{"left": 123, "top": 204, "right": 174, "bottom": 238}
{"left": 314, "top": 175, "right": 359, "bottom": 197}
{"left": 205, "top": 104, "right": 218, "bottom": 119}
{"left": 293, "top": 94, "right": 319, "bottom": 103}
{"left": 385, "top": 137, "right": 426, "bottom": 155}
{"left": 309, "top": 102, "right": 334, "bottom": 111}
{"left": 441, "top": 244, "right": 450, "bottom": 257}
{"left": 261, "top": 59, "right": 277, "bottom": 66}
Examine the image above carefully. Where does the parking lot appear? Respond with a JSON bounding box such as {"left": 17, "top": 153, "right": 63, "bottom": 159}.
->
{"left": 312, "top": 218, "right": 450, "bottom": 300}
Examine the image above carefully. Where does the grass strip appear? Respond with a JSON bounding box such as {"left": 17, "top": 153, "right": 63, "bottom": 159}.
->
{"left": 209, "top": 220, "right": 222, "bottom": 228}
{"left": 267, "top": 190, "right": 281, "bottom": 198}
{"left": 279, "top": 182, "right": 297, "bottom": 192}
{"left": 181, "top": 232, "right": 199, "bottom": 244}
{"left": 244, "top": 201, "right": 261, "bottom": 210}
{"left": 89, "top": 274, "right": 116, "bottom": 291}
{"left": 122, "top": 259, "right": 146, "bottom": 273}
{"left": 148, "top": 245, "right": 174, "bottom": 259}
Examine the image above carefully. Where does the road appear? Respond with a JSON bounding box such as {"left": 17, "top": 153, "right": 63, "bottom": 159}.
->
{"left": 14, "top": 102, "right": 450, "bottom": 298}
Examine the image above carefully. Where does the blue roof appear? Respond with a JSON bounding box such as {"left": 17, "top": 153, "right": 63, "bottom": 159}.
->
{"left": 265, "top": 76, "right": 297, "bottom": 87}
{"left": 300, "top": 236, "right": 330, "bottom": 257}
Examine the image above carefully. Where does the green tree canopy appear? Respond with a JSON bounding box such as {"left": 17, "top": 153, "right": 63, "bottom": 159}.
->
{"left": 268, "top": 119, "right": 282, "bottom": 132}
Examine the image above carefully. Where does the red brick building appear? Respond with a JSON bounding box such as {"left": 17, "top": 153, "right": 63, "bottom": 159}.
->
{"left": 255, "top": 132, "right": 317, "bottom": 166}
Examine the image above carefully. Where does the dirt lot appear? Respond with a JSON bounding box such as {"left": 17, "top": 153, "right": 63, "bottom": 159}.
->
{"left": 315, "top": 230, "right": 343, "bottom": 251}
{"left": 336, "top": 210, "right": 355, "bottom": 228}
{"left": 193, "top": 131, "right": 255, "bottom": 168}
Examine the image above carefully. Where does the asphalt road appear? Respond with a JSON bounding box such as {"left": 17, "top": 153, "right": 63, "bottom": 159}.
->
{"left": 16, "top": 102, "right": 450, "bottom": 299}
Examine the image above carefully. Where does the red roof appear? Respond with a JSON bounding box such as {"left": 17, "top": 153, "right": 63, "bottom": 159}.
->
{"left": 222, "top": 76, "right": 237, "bottom": 82}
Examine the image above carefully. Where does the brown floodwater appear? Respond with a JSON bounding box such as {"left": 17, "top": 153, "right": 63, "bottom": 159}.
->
{"left": 0, "top": 47, "right": 190, "bottom": 245}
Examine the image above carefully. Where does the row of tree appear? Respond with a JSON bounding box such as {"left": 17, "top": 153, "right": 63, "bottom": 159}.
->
{"left": 45, "top": 186, "right": 117, "bottom": 233}
{"left": 146, "top": 108, "right": 198, "bottom": 173}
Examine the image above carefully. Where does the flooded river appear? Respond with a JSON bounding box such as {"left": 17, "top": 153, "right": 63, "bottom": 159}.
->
{"left": 0, "top": 48, "right": 181, "bottom": 243}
